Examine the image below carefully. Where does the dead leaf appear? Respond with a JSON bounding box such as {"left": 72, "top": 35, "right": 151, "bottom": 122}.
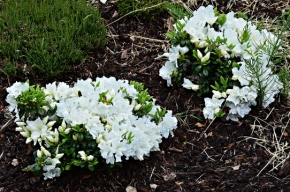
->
{"left": 195, "top": 122, "right": 205, "bottom": 128}
{"left": 232, "top": 164, "right": 240, "bottom": 170}
{"left": 82, "top": 175, "right": 91, "bottom": 179}
{"left": 121, "top": 49, "right": 128, "bottom": 59}
{"left": 283, "top": 132, "right": 288, "bottom": 137}
{"left": 175, "top": 181, "right": 183, "bottom": 185}
{"left": 225, "top": 159, "right": 231, "bottom": 164}
{"left": 112, "top": 11, "right": 119, "bottom": 18}
{"left": 167, "top": 17, "right": 174, "bottom": 31}
{"left": 126, "top": 186, "right": 137, "bottom": 192}
{"left": 11, "top": 159, "right": 19, "bottom": 166}
{"left": 130, "top": 36, "right": 135, "bottom": 41}
{"left": 150, "top": 184, "right": 158, "bottom": 189}
{"left": 163, "top": 172, "right": 176, "bottom": 181}
{"left": 204, "top": 132, "right": 212, "bottom": 138}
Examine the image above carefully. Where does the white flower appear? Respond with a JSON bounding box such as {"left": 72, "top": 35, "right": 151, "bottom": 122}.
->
{"left": 85, "top": 116, "right": 104, "bottom": 139}
{"left": 43, "top": 157, "right": 61, "bottom": 172}
{"left": 224, "top": 28, "right": 244, "bottom": 57}
{"left": 220, "top": 11, "right": 247, "bottom": 34}
{"left": 74, "top": 78, "right": 94, "bottom": 97}
{"left": 187, "top": 5, "right": 217, "bottom": 27}
{"left": 100, "top": 0, "right": 107, "bottom": 3}
{"left": 231, "top": 63, "right": 250, "bottom": 86}
{"left": 26, "top": 117, "right": 51, "bottom": 145}
{"left": 182, "top": 78, "right": 199, "bottom": 91}
{"left": 226, "top": 102, "right": 252, "bottom": 120}
{"left": 162, "top": 45, "right": 189, "bottom": 67}
{"left": 158, "top": 110, "right": 177, "bottom": 138}
{"left": 43, "top": 167, "right": 61, "bottom": 180}
{"left": 159, "top": 61, "right": 177, "bottom": 86}
{"left": 203, "top": 97, "right": 224, "bottom": 119}
{"left": 6, "top": 81, "right": 29, "bottom": 97}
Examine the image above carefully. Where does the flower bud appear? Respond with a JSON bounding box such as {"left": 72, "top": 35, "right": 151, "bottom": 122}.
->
{"left": 131, "top": 99, "right": 137, "bottom": 106}
{"left": 96, "top": 137, "right": 101, "bottom": 144}
{"left": 87, "top": 155, "right": 94, "bottom": 161}
{"left": 15, "top": 127, "right": 24, "bottom": 132}
{"left": 58, "top": 125, "right": 64, "bottom": 133}
{"left": 212, "top": 90, "right": 222, "bottom": 99}
{"left": 26, "top": 137, "right": 32, "bottom": 144}
{"left": 61, "top": 120, "right": 66, "bottom": 129}
{"left": 54, "top": 129, "right": 59, "bottom": 142}
{"left": 78, "top": 151, "right": 87, "bottom": 161}
{"left": 46, "top": 136, "right": 55, "bottom": 143}
{"left": 221, "top": 92, "right": 227, "bottom": 98}
{"left": 41, "top": 146, "right": 51, "bottom": 157}
{"left": 20, "top": 131, "right": 30, "bottom": 138}
{"left": 64, "top": 128, "right": 71, "bottom": 134}
{"left": 197, "top": 41, "right": 208, "bottom": 48}
{"left": 16, "top": 122, "right": 26, "bottom": 127}
{"left": 37, "top": 149, "right": 42, "bottom": 158}
{"left": 134, "top": 104, "right": 141, "bottom": 111}
{"left": 42, "top": 116, "right": 49, "bottom": 124}
{"left": 201, "top": 52, "right": 210, "bottom": 63}
{"left": 197, "top": 50, "right": 203, "bottom": 60}
{"left": 73, "top": 134, "right": 78, "bottom": 141}
{"left": 47, "top": 121, "right": 56, "bottom": 128}
{"left": 55, "top": 153, "right": 64, "bottom": 159}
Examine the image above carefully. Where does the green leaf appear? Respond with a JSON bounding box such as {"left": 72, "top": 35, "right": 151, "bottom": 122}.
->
{"left": 217, "top": 14, "right": 226, "bottom": 25}
{"left": 65, "top": 164, "right": 71, "bottom": 171}
{"left": 88, "top": 164, "right": 95, "bottom": 171}
{"left": 202, "top": 68, "right": 208, "bottom": 76}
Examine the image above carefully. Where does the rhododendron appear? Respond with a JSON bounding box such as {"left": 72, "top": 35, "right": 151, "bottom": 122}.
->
{"left": 159, "top": 5, "right": 284, "bottom": 121}
{"left": 7, "top": 77, "right": 178, "bottom": 179}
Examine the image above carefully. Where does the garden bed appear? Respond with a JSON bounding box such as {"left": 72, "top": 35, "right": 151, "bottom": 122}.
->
{"left": 1, "top": 0, "right": 290, "bottom": 191}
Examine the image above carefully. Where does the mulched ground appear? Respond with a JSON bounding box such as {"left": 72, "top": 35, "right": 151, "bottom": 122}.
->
{"left": 1, "top": 0, "right": 290, "bottom": 191}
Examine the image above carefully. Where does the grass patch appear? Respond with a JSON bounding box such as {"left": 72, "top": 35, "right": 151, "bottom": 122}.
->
{"left": 0, "top": 0, "right": 107, "bottom": 78}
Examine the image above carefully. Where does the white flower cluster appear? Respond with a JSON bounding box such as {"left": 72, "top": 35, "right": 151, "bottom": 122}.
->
{"left": 231, "top": 54, "right": 283, "bottom": 108}
{"left": 204, "top": 53, "right": 282, "bottom": 121}
{"left": 159, "top": 5, "right": 279, "bottom": 89}
{"left": 159, "top": 5, "right": 283, "bottom": 121}
{"left": 7, "top": 77, "right": 177, "bottom": 170}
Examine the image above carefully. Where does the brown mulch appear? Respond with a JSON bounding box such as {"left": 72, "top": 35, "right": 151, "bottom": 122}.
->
{"left": 1, "top": 0, "right": 290, "bottom": 191}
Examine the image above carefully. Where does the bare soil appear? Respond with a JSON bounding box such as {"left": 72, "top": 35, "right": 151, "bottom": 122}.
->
{"left": 1, "top": 1, "right": 290, "bottom": 191}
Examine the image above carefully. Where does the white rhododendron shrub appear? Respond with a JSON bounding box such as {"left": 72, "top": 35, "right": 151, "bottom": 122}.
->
{"left": 159, "top": 5, "right": 283, "bottom": 121}
{"left": 6, "top": 77, "right": 177, "bottom": 180}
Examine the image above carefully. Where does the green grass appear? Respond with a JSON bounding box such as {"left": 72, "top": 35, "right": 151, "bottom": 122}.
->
{"left": 0, "top": 0, "right": 107, "bottom": 78}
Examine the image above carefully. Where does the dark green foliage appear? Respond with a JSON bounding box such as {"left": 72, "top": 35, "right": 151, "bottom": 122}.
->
{"left": 0, "top": 0, "right": 107, "bottom": 78}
